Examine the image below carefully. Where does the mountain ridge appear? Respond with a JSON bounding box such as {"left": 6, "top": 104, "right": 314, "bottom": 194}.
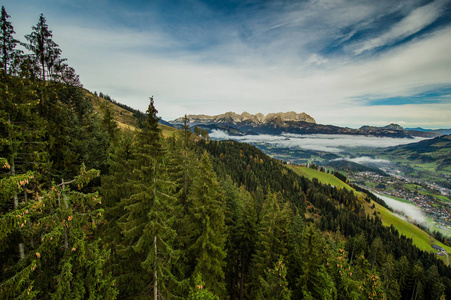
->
{"left": 171, "top": 112, "right": 442, "bottom": 138}
{"left": 174, "top": 111, "right": 316, "bottom": 125}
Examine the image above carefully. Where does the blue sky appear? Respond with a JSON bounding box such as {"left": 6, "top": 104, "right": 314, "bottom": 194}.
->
{"left": 3, "top": 0, "right": 451, "bottom": 128}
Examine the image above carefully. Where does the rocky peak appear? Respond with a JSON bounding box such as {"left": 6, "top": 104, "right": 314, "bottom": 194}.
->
{"left": 264, "top": 111, "right": 316, "bottom": 123}
{"left": 384, "top": 123, "right": 404, "bottom": 130}
{"left": 173, "top": 111, "right": 316, "bottom": 125}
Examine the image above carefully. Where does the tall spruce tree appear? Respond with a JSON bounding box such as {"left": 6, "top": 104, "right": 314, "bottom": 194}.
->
{"left": 24, "top": 14, "right": 61, "bottom": 82}
{"left": 1, "top": 6, "right": 22, "bottom": 75}
{"left": 119, "top": 97, "right": 180, "bottom": 299}
{"left": 297, "top": 224, "right": 335, "bottom": 300}
{"left": 249, "top": 192, "right": 293, "bottom": 299}
{"left": 188, "top": 151, "right": 227, "bottom": 298}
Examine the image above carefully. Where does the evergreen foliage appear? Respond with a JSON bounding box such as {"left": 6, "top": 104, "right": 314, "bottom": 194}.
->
{"left": 1, "top": 6, "right": 22, "bottom": 75}
{"left": 2, "top": 7, "right": 451, "bottom": 300}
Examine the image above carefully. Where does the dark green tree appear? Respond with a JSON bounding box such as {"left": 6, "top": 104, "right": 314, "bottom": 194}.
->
{"left": 101, "top": 104, "right": 119, "bottom": 145}
{"left": 118, "top": 97, "right": 181, "bottom": 299}
{"left": 24, "top": 14, "right": 61, "bottom": 82}
{"left": 380, "top": 254, "right": 401, "bottom": 300}
{"left": 297, "top": 224, "right": 335, "bottom": 300}
{"left": 249, "top": 192, "right": 293, "bottom": 299}
{"left": 410, "top": 260, "right": 424, "bottom": 300}
{"left": 188, "top": 151, "right": 227, "bottom": 298}
{"left": 0, "top": 6, "right": 22, "bottom": 75}
{"left": 194, "top": 126, "right": 201, "bottom": 137}
{"left": 259, "top": 256, "right": 291, "bottom": 300}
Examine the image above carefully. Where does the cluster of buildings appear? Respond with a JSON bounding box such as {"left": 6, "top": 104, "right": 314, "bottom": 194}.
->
{"left": 349, "top": 171, "right": 451, "bottom": 230}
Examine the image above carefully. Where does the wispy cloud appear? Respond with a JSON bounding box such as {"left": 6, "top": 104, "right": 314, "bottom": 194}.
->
{"left": 353, "top": 0, "right": 448, "bottom": 55}
{"left": 3, "top": 0, "right": 451, "bottom": 128}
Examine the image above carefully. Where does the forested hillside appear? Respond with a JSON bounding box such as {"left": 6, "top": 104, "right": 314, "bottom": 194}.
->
{"left": 1, "top": 7, "right": 451, "bottom": 300}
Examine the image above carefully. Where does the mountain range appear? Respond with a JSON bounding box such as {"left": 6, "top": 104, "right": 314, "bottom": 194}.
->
{"left": 170, "top": 111, "right": 443, "bottom": 138}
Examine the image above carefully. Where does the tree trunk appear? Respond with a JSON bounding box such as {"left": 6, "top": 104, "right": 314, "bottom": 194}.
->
{"left": 24, "top": 188, "right": 34, "bottom": 248}
{"left": 153, "top": 160, "right": 158, "bottom": 300}
{"left": 11, "top": 155, "right": 24, "bottom": 260}
{"left": 154, "top": 234, "right": 158, "bottom": 300}
{"left": 412, "top": 279, "right": 418, "bottom": 300}
{"left": 239, "top": 255, "right": 245, "bottom": 300}
{"left": 62, "top": 179, "right": 69, "bottom": 250}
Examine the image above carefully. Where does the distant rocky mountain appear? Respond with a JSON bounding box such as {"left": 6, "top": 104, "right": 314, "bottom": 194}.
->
{"left": 173, "top": 111, "right": 316, "bottom": 125}
{"left": 171, "top": 112, "right": 444, "bottom": 138}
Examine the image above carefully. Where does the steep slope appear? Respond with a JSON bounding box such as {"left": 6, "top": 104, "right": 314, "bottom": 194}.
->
{"left": 85, "top": 89, "right": 178, "bottom": 136}
{"left": 288, "top": 165, "right": 451, "bottom": 256}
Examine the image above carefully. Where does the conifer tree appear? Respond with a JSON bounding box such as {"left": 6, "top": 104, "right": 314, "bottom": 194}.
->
{"left": 188, "top": 151, "right": 227, "bottom": 298}
{"left": 297, "top": 224, "right": 335, "bottom": 300}
{"left": 249, "top": 192, "right": 293, "bottom": 299}
{"left": 259, "top": 256, "right": 291, "bottom": 300}
{"left": 410, "top": 260, "right": 424, "bottom": 300}
{"left": 0, "top": 6, "right": 22, "bottom": 75}
{"left": 424, "top": 265, "right": 445, "bottom": 300}
{"left": 368, "top": 236, "right": 385, "bottom": 271}
{"left": 32, "top": 165, "right": 116, "bottom": 299}
{"left": 25, "top": 14, "right": 61, "bottom": 82}
{"left": 395, "top": 256, "right": 410, "bottom": 297}
{"left": 326, "top": 247, "right": 359, "bottom": 300}
{"left": 0, "top": 71, "right": 47, "bottom": 292}
{"left": 100, "top": 133, "right": 140, "bottom": 297}
{"left": 0, "top": 157, "right": 37, "bottom": 299}
{"left": 101, "top": 104, "right": 119, "bottom": 145}
{"left": 380, "top": 254, "right": 401, "bottom": 300}
{"left": 222, "top": 178, "right": 259, "bottom": 298}
{"left": 118, "top": 97, "right": 180, "bottom": 299}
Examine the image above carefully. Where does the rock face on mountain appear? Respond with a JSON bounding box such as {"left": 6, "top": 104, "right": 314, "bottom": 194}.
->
{"left": 170, "top": 113, "right": 443, "bottom": 138}
{"left": 174, "top": 111, "right": 316, "bottom": 125}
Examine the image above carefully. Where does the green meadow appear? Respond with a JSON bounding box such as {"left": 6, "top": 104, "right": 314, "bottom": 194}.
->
{"left": 288, "top": 165, "right": 451, "bottom": 259}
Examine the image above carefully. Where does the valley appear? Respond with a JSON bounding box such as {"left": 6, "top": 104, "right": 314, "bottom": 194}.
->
{"left": 206, "top": 129, "right": 451, "bottom": 238}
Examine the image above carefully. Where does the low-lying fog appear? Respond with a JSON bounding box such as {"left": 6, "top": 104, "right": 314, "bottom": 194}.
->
{"left": 374, "top": 193, "right": 428, "bottom": 228}
{"left": 209, "top": 130, "right": 426, "bottom": 154}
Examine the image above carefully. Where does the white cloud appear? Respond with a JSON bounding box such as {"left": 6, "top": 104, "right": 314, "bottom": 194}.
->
{"left": 337, "top": 157, "right": 391, "bottom": 165}
{"left": 353, "top": 0, "right": 447, "bottom": 54}
{"left": 209, "top": 131, "right": 426, "bottom": 153}
{"left": 3, "top": 0, "right": 451, "bottom": 128}
{"left": 306, "top": 54, "right": 329, "bottom": 66}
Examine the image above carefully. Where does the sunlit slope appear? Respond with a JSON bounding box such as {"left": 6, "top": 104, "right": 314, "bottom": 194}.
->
{"left": 364, "top": 200, "right": 451, "bottom": 254}
{"left": 287, "top": 165, "right": 354, "bottom": 191}
{"left": 288, "top": 165, "right": 451, "bottom": 256}
{"left": 86, "top": 89, "right": 139, "bottom": 130}
{"left": 85, "top": 89, "right": 179, "bottom": 136}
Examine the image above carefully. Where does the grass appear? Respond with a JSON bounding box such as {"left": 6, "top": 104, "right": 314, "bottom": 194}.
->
{"left": 86, "top": 89, "right": 185, "bottom": 138}
{"left": 288, "top": 164, "right": 451, "bottom": 259}
{"left": 159, "top": 123, "right": 180, "bottom": 137}
{"left": 86, "top": 90, "right": 139, "bottom": 129}
{"left": 287, "top": 165, "right": 353, "bottom": 191}
{"left": 365, "top": 201, "right": 451, "bottom": 257}
{"left": 383, "top": 194, "right": 411, "bottom": 204}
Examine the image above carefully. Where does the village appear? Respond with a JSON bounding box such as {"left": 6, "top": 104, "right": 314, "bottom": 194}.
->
{"left": 349, "top": 171, "right": 451, "bottom": 231}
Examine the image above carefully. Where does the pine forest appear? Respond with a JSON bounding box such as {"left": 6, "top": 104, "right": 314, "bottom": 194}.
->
{"left": 2, "top": 7, "right": 451, "bottom": 300}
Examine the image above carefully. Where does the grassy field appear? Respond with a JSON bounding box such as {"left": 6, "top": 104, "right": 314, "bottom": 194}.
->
{"left": 367, "top": 200, "right": 451, "bottom": 256}
{"left": 287, "top": 165, "right": 354, "bottom": 191}
{"left": 288, "top": 164, "right": 451, "bottom": 259}
{"left": 86, "top": 89, "right": 184, "bottom": 138}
